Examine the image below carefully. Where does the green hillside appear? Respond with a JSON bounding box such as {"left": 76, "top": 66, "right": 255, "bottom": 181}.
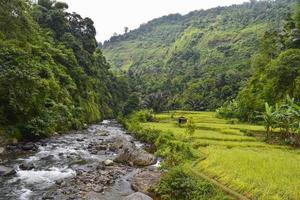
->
{"left": 103, "top": 0, "right": 296, "bottom": 111}
{"left": 0, "top": 0, "right": 128, "bottom": 142}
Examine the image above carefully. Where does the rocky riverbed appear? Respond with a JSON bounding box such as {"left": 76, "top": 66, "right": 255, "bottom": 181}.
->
{"left": 0, "top": 120, "right": 161, "bottom": 200}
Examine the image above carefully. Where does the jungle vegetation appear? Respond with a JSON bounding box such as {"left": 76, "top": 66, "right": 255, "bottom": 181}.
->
{"left": 103, "top": 0, "right": 298, "bottom": 113}
{"left": 0, "top": 0, "right": 128, "bottom": 141}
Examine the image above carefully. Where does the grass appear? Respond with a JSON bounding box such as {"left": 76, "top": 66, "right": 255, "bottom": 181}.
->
{"left": 142, "top": 111, "right": 300, "bottom": 200}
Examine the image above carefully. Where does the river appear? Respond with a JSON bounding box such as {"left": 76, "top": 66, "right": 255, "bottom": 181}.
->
{"left": 0, "top": 120, "right": 159, "bottom": 200}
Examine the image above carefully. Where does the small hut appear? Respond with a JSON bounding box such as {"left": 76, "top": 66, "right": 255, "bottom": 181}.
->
{"left": 178, "top": 117, "right": 187, "bottom": 124}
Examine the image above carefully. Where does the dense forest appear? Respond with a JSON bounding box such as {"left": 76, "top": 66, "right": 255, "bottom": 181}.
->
{"left": 0, "top": 0, "right": 128, "bottom": 141}
{"left": 228, "top": 3, "right": 300, "bottom": 121}
{"left": 103, "top": 0, "right": 297, "bottom": 114}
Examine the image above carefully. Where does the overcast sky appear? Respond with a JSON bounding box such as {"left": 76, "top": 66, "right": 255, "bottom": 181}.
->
{"left": 60, "top": 0, "right": 249, "bottom": 42}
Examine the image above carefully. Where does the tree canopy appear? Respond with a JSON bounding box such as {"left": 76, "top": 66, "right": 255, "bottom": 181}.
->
{"left": 0, "top": 0, "right": 128, "bottom": 139}
{"left": 103, "top": 0, "right": 296, "bottom": 112}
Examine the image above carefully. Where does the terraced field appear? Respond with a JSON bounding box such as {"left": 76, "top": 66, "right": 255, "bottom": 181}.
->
{"left": 141, "top": 111, "right": 300, "bottom": 200}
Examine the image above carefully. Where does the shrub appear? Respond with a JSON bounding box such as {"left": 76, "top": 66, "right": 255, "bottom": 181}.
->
{"left": 156, "top": 167, "right": 200, "bottom": 200}
{"left": 156, "top": 134, "right": 194, "bottom": 168}
{"left": 186, "top": 117, "right": 196, "bottom": 139}
{"left": 216, "top": 100, "right": 239, "bottom": 119}
{"left": 156, "top": 167, "right": 223, "bottom": 200}
{"left": 126, "top": 109, "right": 155, "bottom": 123}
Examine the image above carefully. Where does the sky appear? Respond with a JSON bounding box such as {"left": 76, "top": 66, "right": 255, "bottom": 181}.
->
{"left": 61, "top": 0, "right": 249, "bottom": 42}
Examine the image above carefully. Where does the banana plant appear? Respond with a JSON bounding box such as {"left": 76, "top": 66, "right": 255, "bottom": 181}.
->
{"left": 260, "top": 102, "right": 278, "bottom": 139}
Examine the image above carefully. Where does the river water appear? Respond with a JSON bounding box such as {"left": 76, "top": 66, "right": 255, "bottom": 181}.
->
{"left": 0, "top": 120, "right": 157, "bottom": 200}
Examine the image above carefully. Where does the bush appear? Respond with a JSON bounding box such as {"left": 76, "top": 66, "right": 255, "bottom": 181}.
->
{"left": 155, "top": 133, "right": 194, "bottom": 168}
{"left": 121, "top": 110, "right": 160, "bottom": 145}
{"left": 156, "top": 167, "right": 199, "bottom": 199}
{"left": 131, "top": 109, "right": 155, "bottom": 122}
{"left": 156, "top": 167, "right": 223, "bottom": 200}
{"left": 133, "top": 128, "right": 161, "bottom": 145}
{"left": 216, "top": 100, "right": 239, "bottom": 119}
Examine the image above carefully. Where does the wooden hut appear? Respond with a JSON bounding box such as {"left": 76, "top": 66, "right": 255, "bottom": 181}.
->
{"left": 178, "top": 117, "right": 187, "bottom": 124}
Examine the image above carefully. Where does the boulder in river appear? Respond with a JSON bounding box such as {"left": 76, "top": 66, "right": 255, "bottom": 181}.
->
{"left": 0, "top": 166, "right": 16, "bottom": 176}
{"left": 109, "top": 137, "right": 131, "bottom": 151}
{"left": 22, "top": 142, "right": 38, "bottom": 151}
{"left": 0, "top": 147, "right": 4, "bottom": 154}
{"left": 96, "top": 144, "right": 107, "bottom": 151}
{"left": 19, "top": 162, "right": 35, "bottom": 170}
{"left": 40, "top": 155, "right": 55, "bottom": 161}
{"left": 103, "top": 159, "right": 114, "bottom": 166}
{"left": 131, "top": 170, "right": 161, "bottom": 195}
{"left": 5, "top": 144, "right": 17, "bottom": 151}
{"left": 76, "top": 138, "right": 85, "bottom": 142}
{"left": 124, "top": 192, "right": 153, "bottom": 200}
{"left": 114, "top": 144, "right": 156, "bottom": 166}
{"left": 92, "top": 185, "right": 104, "bottom": 193}
{"left": 55, "top": 179, "right": 66, "bottom": 187}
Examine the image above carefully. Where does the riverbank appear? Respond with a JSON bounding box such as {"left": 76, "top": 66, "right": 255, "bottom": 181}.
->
{"left": 122, "top": 110, "right": 232, "bottom": 200}
{"left": 124, "top": 110, "right": 300, "bottom": 199}
{"left": 0, "top": 120, "right": 160, "bottom": 199}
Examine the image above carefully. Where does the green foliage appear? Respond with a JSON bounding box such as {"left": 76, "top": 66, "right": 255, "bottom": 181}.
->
{"left": 259, "top": 96, "right": 300, "bottom": 145}
{"left": 186, "top": 118, "right": 196, "bottom": 139}
{"left": 120, "top": 110, "right": 159, "bottom": 144}
{"left": 129, "top": 109, "right": 155, "bottom": 123}
{"left": 103, "top": 0, "right": 295, "bottom": 111}
{"left": 157, "top": 141, "right": 193, "bottom": 168}
{"left": 0, "top": 0, "right": 128, "bottom": 140}
{"left": 123, "top": 111, "right": 230, "bottom": 199}
{"left": 123, "top": 92, "right": 140, "bottom": 115}
{"left": 156, "top": 167, "right": 226, "bottom": 200}
{"left": 234, "top": 3, "right": 300, "bottom": 122}
{"left": 293, "top": 4, "right": 300, "bottom": 29}
{"left": 216, "top": 100, "right": 239, "bottom": 119}
{"left": 260, "top": 103, "right": 278, "bottom": 139}
{"left": 123, "top": 110, "right": 195, "bottom": 167}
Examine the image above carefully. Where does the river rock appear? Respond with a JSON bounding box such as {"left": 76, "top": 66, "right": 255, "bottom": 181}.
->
{"left": 114, "top": 144, "right": 156, "bottom": 166}
{"left": 0, "top": 147, "right": 4, "bottom": 154}
{"left": 22, "top": 142, "right": 37, "bottom": 151}
{"left": 92, "top": 185, "right": 104, "bottom": 193}
{"left": 0, "top": 166, "right": 16, "bottom": 176}
{"left": 55, "top": 179, "right": 66, "bottom": 187}
{"left": 6, "top": 144, "right": 17, "bottom": 151}
{"left": 109, "top": 137, "right": 131, "bottom": 151}
{"left": 12, "top": 138, "right": 18, "bottom": 145}
{"left": 19, "top": 162, "right": 35, "bottom": 170}
{"left": 96, "top": 144, "right": 107, "bottom": 151}
{"left": 124, "top": 192, "right": 153, "bottom": 200}
{"left": 41, "top": 155, "right": 55, "bottom": 161}
{"left": 104, "top": 159, "right": 114, "bottom": 166}
{"left": 98, "top": 131, "right": 109, "bottom": 136}
{"left": 131, "top": 170, "right": 161, "bottom": 195}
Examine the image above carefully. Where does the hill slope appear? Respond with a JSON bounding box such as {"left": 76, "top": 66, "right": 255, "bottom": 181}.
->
{"left": 0, "top": 0, "right": 127, "bottom": 141}
{"left": 103, "top": 0, "right": 296, "bottom": 111}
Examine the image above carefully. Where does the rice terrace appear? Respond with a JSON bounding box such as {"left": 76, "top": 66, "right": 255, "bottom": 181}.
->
{"left": 134, "top": 111, "right": 300, "bottom": 199}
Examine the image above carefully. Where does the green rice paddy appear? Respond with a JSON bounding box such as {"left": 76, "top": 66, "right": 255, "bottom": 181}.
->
{"left": 141, "top": 111, "right": 300, "bottom": 199}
